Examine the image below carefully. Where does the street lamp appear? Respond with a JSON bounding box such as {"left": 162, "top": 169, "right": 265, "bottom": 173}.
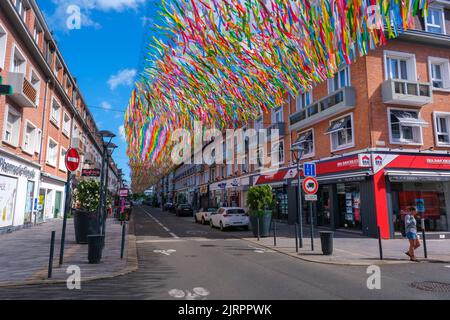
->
{"left": 290, "top": 142, "right": 305, "bottom": 249}
{"left": 100, "top": 142, "right": 118, "bottom": 235}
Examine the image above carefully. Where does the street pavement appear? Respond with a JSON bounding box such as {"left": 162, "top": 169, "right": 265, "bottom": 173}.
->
{"left": 1, "top": 205, "right": 450, "bottom": 300}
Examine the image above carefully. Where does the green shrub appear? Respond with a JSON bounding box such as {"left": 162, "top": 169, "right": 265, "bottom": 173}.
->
{"left": 246, "top": 185, "right": 275, "bottom": 217}
{"left": 73, "top": 179, "right": 101, "bottom": 212}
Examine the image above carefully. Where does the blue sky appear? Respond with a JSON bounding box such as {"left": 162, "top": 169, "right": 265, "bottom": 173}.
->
{"left": 36, "top": 0, "right": 159, "bottom": 183}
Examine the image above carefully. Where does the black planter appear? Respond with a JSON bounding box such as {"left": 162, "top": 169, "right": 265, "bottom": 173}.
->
{"left": 87, "top": 234, "right": 104, "bottom": 264}
{"left": 250, "top": 211, "right": 272, "bottom": 237}
{"left": 319, "top": 231, "right": 334, "bottom": 255}
{"left": 73, "top": 209, "right": 99, "bottom": 244}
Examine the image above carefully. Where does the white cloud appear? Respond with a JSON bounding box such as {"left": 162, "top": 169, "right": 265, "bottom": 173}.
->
{"left": 96, "top": 0, "right": 145, "bottom": 11}
{"left": 108, "top": 69, "right": 137, "bottom": 90}
{"left": 119, "top": 125, "right": 126, "bottom": 141}
{"left": 100, "top": 101, "right": 112, "bottom": 112}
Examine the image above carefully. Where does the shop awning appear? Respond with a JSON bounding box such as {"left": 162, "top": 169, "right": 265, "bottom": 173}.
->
{"left": 386, "top": 170, "right": 450, "bottom": 182}
{"left": 391, "top": 111, "right": 428, "bottom": 127}
{"left": 325, "top": 118, "right": 348, "bottom": 134}
{"left": 255, "top": 169, "right": 289, "bottom": 185}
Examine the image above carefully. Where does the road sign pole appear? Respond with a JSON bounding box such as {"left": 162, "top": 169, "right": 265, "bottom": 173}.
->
{"left": 297, "top": 161, "right": 303, "bottom": 249}
{"left": 309, "top": 201, "right": 314, "bottom": 251}
{"left": 59, "top": 171, "right": 71, "bottom": 266}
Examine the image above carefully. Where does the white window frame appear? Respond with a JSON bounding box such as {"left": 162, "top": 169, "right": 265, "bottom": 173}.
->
{"left": 271, "top": 106, "right": 283, "bottom": 124}
{"left": 328, "top": 66, "right": 351, "bottom": 93}
{"left": 14, "top": 0, "right": 27, "bottom": 22}
{"left": 22, "top": 120, "right": 37, "bottom": 155}
{"left": 62, "top": 112, "right": 71, "bottom": 138}
{"left": 50, "top": 96, "right": 61, "bottom": 127}
{"left": 30, "top": 69, "right": 41, "bottom": 106}
{"left": 46, "top": 137, "right": 58, "bottom": 167}
{"left": 10, "top": 44, "right": 27, "bottom": 74}
{"left": 33, "top": 19, "right": 43, "bottom": 44}
{"left": 433, "top": 112, "right": 450, "bottom": 147}
{"left": 35, "top": 128, "right": 42, "bottom": 154}
{"left": 296, "top": 91, "right": 312, "bottom": 111}
{"left": 328, "top": 113, "right": 355, "bottom": 152}
{"left": 428, "top": 57, "right": 450, "bottom": 91}
{"left": 384, "top": 50, "right": 417, "bottom": 81}
{"left": 297, "top": 128, "right": 315, "bottom": 159}
{"left": 0, "top": 24, "right": 8, "bottom": 70}
{"left": 388, "top": 108, "right": 425, "bottom": 146}
{"left": 59, "top": 147, "right": 67, "bottom": 172}
{"left": 425, "top": 6, "right": 446, "bottom": 35}
{"left": 3, "top": 105, "right": 22, "bottom": 147}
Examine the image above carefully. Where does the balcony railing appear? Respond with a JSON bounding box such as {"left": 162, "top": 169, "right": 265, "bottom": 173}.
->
{"left": 8, "top": 72, "right": 37, "bottom": 108}
{"left": 382, "top": 79, "right": 432, "bottom": 107}
{"left": 267, "top": 122, "right": 286, "bottom": 137}
{"left": 289, "top": 86, "right": 356, "bottom": 130}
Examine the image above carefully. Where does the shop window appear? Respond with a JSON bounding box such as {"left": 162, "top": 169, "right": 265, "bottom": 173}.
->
{"left": 326, "top": 114, "right": 354, "bottom": 151}
{"left": 3, "top": 105, "right": 21, "bottom": 147}
{"left": 428, "top": 57, "right": 450, "bottom": 90}
{"left": 296, "top": 129, "right": 314, "bottom": 158}
{"left": 389, "top": 109, "right": 427, "bottom": 145}
{"left": 46, "top": 138, "right": 58, "bottom": 167}
{"left": 336, "top": 183, "right": 362, "bottom": 230}
{"left": 434, "top": 113, "right": 450, "bottom": 146}
{"left": 0, "top": 24, "right": 7, "bottom": 70}
{"left": 328, "top": 66, "right": 350, "bottom": 93}
{"left": 296, "top": 91, "right": 312, "bottom": 111}
{"left": 425, "top": 7, "right": 446, "bottom": 34}
{"left": 384, "top": 51, "right": 416, "bottom": 81}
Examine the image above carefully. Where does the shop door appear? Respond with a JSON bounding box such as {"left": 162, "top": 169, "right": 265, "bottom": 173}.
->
{"left": 37, "top": 189, "right": 45, "bottom": 223}
{"left": 24, "top": 181, "right": 35, "bottom": 224}
{"left": 54, "top": 191, "right": 62, "bottom": 218}
{"left": 316, "top": 185, "right": 332, "bottom": 227}
{"left": 336, "top": 183, "right": 362, "bottom": 231}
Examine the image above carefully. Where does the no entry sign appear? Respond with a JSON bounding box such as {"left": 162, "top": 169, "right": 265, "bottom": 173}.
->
{"left": 302, "top": 177, "right": 319, "bottom": 195}
{"left": 65, "top": 148, "right": 80, "bottom": 172}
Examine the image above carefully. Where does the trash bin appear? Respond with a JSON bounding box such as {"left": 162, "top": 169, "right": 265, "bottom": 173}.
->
{"left": 319, "top": 231, "right": 333, "bottom": 255}
{"left": 87, "top": 234, "right": 105, "bottom": 264}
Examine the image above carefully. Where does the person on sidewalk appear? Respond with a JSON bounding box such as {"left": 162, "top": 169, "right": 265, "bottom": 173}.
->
{"left": 405, "top": 207, "right": 421, "bottom": 261}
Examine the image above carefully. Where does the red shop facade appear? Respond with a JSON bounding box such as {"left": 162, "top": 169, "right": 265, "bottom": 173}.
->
{"left": 254, "top": 151, "right": 450, "bottom": 239}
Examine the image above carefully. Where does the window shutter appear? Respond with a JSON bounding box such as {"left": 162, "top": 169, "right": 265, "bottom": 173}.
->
{"left": 35, "top": 129, "right": 42, "bottom": 154}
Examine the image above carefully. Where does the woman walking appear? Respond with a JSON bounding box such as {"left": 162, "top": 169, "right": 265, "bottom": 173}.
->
{"left": 405, "top": 207, "right": 421, "bottom": 261}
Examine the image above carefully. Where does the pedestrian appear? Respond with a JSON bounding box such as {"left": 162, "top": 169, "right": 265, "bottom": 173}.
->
{"left": 405, "top": 207, "right": 421, "bottom": 261}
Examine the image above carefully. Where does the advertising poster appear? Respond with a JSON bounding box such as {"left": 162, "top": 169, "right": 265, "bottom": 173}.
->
{"left": 0, "top": 175, "right": 18, "bottom": 228}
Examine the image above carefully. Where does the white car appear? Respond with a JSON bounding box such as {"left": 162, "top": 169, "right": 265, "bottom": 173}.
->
{"left": 194, "top": 208, "right": 217, "bottom": 225}
{"left": 210, "top": 207, "right": 249, "bottom": 231}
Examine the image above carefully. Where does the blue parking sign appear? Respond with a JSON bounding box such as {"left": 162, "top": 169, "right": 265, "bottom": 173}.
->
{"left": 304, "top": 163, "right": 316, "bottom": 177}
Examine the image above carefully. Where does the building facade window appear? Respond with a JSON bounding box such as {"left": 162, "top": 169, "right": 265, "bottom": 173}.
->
{"left": 46, "top": 138, "right": 58, "bottom": 167}
{"left": 271, "top": 106, "right": 283, "bottom": 123}
{"left": 384, "top": 51, "right": 416, "bottom": 81}
{"left": 10, "top": 45, "right": 26, "bottom": 74}
{"left": 22, "top": 120, "right": 38, "bottom": 155}
{"left": 425, "top": 7, "right": 445, "bottom": 34}
{"left": 389, "top": 109, "right": 427, "bottom": 145}
{"left": 33, "top": 20, "right": 43, "bottom": 44}
{"left": 51, "top": 98, "right": 61, "bottom": 126}
{"left": 297, "top": 129, "right": 314, "bottom": 158}
{"left": 14, "top": 0, "right": 27, "bottom": 21}
{"left": 30, "top": 70, "right": 40, "bottom": 105}
{"left": 59, "top": 147, "right": 67, "bottom": 171}
{"left": 326, "top": 114, "right": 354, "bottom": 151}
{"left": 254, "top": 116, "right": 263, "bottom": 131}
{"left": 328, "top": 66, "right": 350, "bottom": 93}
{"left": 62, "top": 112, "right": 71, "bottom": 137}
{"left": 296, "top": 91, "right": 312, "bottom": 111}
{"left": 434, "top": 112, "right": 450, "bottom": 146}
{"left": 428, "top": 57, "right": 450, "bottom": 90}
{"left": 0, "top": 24, "right": 7, "bottom": 70}
{"left": 3, "top": 106, "right": 21, "bottom": 146}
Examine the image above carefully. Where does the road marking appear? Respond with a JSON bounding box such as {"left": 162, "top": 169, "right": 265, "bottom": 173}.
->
{"left": 141, "top": 207, "right": 179, "bottom": 239}
{"left": 445, "top": 265, "right": 450, "bottom": 268}
{"left": 247, "top": 245, "right": 273, "bottom": 253}
{"left": 169, "top": 287, "right": 210, "bottom": 300}
{"left": 153, "top": 249, "right": 176, "bottom": 256}
{"left": 136, "top": 239, "right": 185, "bottom": 243}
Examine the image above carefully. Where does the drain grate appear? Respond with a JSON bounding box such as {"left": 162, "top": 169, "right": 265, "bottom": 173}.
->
{"left": 410, "top": 281, "right": 450, "bottom": 292}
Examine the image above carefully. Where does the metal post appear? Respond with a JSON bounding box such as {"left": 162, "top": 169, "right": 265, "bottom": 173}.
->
{"left": 101, "top": 153, "right": 110, "bottom": 236}
{"left": 257, "top": 218, "right": 260, "bottom": 241}
{"left": 273, "top": 219, "right": 277, "bottom": 246}
{"left": 294, "top": 223, "right": 299, "bottom": 253}
{"left": 59, "top": 171, "right": 71, "bottom": 266}
{"left": 296, "top": 161, "right": 303, "bottom": 248}
{"left": 421, "top": 218, "right": 428, "bottom": 259}
{"left": 120, "top": 222, "right": 126, "bottom": 259}
{"left": 309, "top": 202, "right": 314, "bottom": 251}
{"left": 97, "top": 145, "right": 107, "bottom": 233}
{"left": 377, "top": 226, "right": 383, "bottom": 260}
{"left": 48, "top": 231, "right": 56, "bottom": 278}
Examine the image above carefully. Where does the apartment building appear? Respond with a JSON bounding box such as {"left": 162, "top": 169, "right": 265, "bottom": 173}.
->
{"left": 165, "top": 1, "right": 450, "bottom": 239}
{"left": 0, "top": 0, "right": 119, "bottom": 232}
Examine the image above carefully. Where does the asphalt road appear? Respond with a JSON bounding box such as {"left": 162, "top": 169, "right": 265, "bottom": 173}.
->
{"left": 1, "top": 205, "right": 450, "bottom": 300}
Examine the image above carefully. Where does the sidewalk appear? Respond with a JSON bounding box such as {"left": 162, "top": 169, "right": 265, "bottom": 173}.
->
{"left": 0, "top": 217, "right": 138, "bottom": 288}
{"left": 233, "top": 222, "right": 450, "bottom": 266}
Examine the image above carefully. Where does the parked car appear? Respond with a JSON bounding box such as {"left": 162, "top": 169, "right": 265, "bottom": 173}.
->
{"left": 194, "top": 208, "right": 217, "bottom": 224}
{"left": 142, "top": 199, "right": 152, "bottom": 206}
{"left": 163, "top": 202, "right": 175, "bottom": 211}
{"left": 210, "top": 207, "right": 249, "bottom": 231}
{"left": 176, "top": 204, "right": 194, "bottom": 217}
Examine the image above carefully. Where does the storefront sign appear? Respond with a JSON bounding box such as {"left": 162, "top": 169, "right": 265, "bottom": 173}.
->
{"left": 0, "top": 175, "right": 17, "bottom": 228}
{"left": 119, "top": 188, "right": 129, "bottom": 197}
{"left": 358, "top": 154, "right": 372, "bottom": 167}
{"left": 81, "top": 168, "right": 101, "bottom": 177}
{"left": 0, "top": 157, "right": 36, "bottom": 179}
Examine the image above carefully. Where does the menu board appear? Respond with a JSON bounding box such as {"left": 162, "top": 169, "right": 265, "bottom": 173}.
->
{"left": 0, "top": 175, "right": 18, "bottom": 228}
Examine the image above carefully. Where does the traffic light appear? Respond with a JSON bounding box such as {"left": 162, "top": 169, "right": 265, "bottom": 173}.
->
{"left": 0, "top": 76, "right": 12, "bottom": 95}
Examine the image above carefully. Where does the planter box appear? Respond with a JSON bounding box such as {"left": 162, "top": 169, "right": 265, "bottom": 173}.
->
{"left": 73, "top": 209, "right": 99, "bottom": 244}
{"left": 250, "top": 211, "right": 272, "bottom": 237}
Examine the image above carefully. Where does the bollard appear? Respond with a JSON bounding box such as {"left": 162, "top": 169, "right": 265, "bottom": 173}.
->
{"left": 422, "top": 228, "right": 428, "bottom": 259}
{"left": 48, "top": 231, "right": 56, "bottom": 278}
{"left": 309, "top": 202, "right": 314, "bottom": 251}
{"left": 377, "top": 226, "right": 383, "bottom": 260}
{"left": 257, "top": 218, "right": 260, "bottom": 241}
{"left": 273, "top": 219, "right": 277, "bottom": 246}
{"left": 294, "top": 223, "right": 299, "bottom": 253}
{"left": 120, "top": 222, "right": 126, "bottom": 259}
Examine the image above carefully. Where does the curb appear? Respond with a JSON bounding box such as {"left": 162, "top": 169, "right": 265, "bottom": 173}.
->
{"left": 0, "top": 229, "right": 139, "bottom": 289}
{"left": 235, "top": 236, "right": 450, "bottom": 266}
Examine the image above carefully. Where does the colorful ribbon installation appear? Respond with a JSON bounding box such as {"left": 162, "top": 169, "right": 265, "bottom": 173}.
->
{"left": 125, "top": 0, "right": 429, "bottom": 192}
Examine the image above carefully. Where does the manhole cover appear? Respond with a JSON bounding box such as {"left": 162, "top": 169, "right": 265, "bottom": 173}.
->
{"left": 410, "top": 281, "right": 450, "bottom": 292}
